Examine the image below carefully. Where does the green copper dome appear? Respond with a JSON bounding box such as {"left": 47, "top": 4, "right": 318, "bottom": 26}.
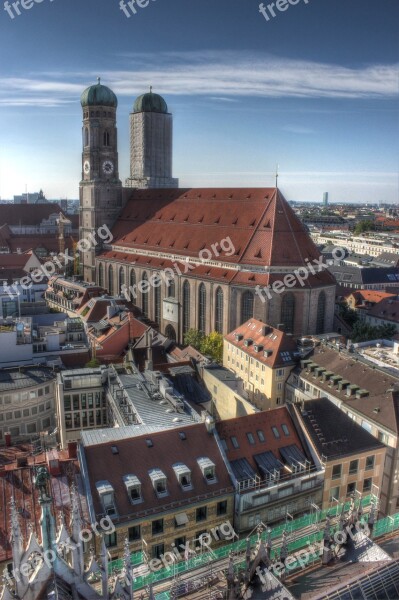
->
{"left": 133, "top": 89, "right": 168, "bottom": 114}
{"left": 81, "top": 79, "right": 118, "bottom": 108}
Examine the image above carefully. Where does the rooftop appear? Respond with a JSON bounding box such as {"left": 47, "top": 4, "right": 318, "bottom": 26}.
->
{"left": 0, "top": 366, "right": 56, "bottom": 391}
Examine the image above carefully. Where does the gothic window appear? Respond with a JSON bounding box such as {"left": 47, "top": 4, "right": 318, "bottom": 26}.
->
{"left": 165, "top": 325, "right": 177, "bottom": 341}
{"left": 281, "top": 293, "right": 295, "bottom": 334}
{"left": 141, "top": 272, "right": 148, "bottom": 317}
{"left": 183, "top": 281, "right": 190, "bottom": 335}
{"left": 154, "top": 276, "right": 161, "bottom": 324}
{"left": 108, "top": 265, "right": 114, "bottom": 296}
{"left": 316, "top": 291, "right": 326, "bottom": 334}
{"left": 119, "top": 267, "right": 125, "bottom": 294}
{"left": 98, "top": 263, "right": 104, "bottom": 288}
{"left": 215, "top": 287, "right": 224, "bottom": 333}
{"left": 130, "top": 269, "right": 136, "bottom": 289}
{"left": 103, "top": 131, "right": 110, "bottom": 146}
{"left": 241, "top": 291, "right": 254, "bottom": 324}
{"left": 84, "top": 127, "right": 89, "bottom": 147}
{"left": 167, "top": 278, "right": 176, "bottom": 298}
{"left": 198, "top": 284, "right": 206, "bottom": 334}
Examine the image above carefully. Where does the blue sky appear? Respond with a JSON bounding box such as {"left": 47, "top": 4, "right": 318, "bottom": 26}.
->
{"left": 0, "top": 0, "right": 397, "bottom": 203}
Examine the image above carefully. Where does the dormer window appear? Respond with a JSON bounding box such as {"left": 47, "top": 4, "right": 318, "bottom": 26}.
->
{"left": 123, "top": 474, "right": 142, "bottom": 505}
{"left": 149, "top": 469, "right": 168, "bottom": 498}
{"left": 173, "top": 463, "right": 193, "bottom": 490}
{"left": 197, "top": 457, "right": 217, "bottom": 484}
{"left": 96, "top": 480, "right": 117, "bottom": 517}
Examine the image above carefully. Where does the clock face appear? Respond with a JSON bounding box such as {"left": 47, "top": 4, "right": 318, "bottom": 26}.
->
{"left": 83, "top": 160, "right": 90, "bottom": 174}
{"left": 102, "top": 160, "right": 114, "bottom": 176}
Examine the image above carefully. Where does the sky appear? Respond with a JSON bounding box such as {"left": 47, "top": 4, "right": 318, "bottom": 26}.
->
{"left": 0, "top": 0, "right": 397, "bottom": 203}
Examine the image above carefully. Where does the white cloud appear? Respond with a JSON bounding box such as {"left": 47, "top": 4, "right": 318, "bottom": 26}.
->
{"left": 0, "top": 51, "right": 397, "bottom": 107}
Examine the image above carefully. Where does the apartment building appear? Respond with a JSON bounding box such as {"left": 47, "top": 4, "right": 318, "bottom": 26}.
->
{"left": 45, "top": 276, "right": 107, "bottom": 316}
{"left": 286, "top": 344, "right": 399, "bottom": 515}
{"left": 223, "top": 319, "right": 298, "bottom": 410}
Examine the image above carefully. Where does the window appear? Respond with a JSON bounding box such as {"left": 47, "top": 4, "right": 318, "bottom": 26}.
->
{"left": 347, "top": 482, "right": 356, "bottom": 496}
{"left": 215, "top": 287, "right": 224, "bottom": 333}
{"left": 332, "top": 464, "right": 342, "bottom": 480}
{"left": 141, "top": 272, "right": 148, "bottom": 316}
{"left": 316, "top": 291, "right": 326, "bottom": 334}
{"left": 198, "top": 283, "right": 206, "bottom": 334}
{"left": 198, "top": 457, "right": 216, "bottom": 483}
{"left": 217, "top": 501, "right": 228, "bottom": 516}
{"left": 246, "top": 433, "right": 255, "bottom": 445}
{"left": 119, "top": 267, "right": 125, "bottom": 294}
{"left": 280, "top": 293, "right": 295, "bottom": 333}
{"left": 84, "top": 127, "right": 89, "bottom": 147}
{"left": 271, "top": 427, "right": 280, "bottom": 439}
{"left": 349, "top": 460, "right": 358, "bottom": 475}
{"left": 42, "top": 418, "right": 50, "bottom": 428}
{"left": 98, "top": 263, "right": 104, "bottom": 288}
{"left": 104, "top": 532, "right": 117, "bottom": 548}
{"left": 281, "top": 424, "right": 290, "bottom": 436}
{"left": 152, "top": 543, "right": 164, "bottom": 559}
{"left": 174, "top": 536, "right": 186, "bottom": 550}
{"left": 152, "top": 519, "right": 164, "bottom": 535}
{"left": 277, "top": 369, "right": 284, "bottom": 378}
{"left": 257, "top": 430, "right": 265, "bottom": 442}
{"left": 196, "top": 506, "right": 207, "bottom": 522}
{"left": 128, "top": 525, "right": 140, "bottom": 542}
{"left": 167, "top": 278, "right": 176, "bottom": 298}
{"left": 149, "top": 469, "right": 168, "bottom": 497}
{"left": 154, "top": 277, "right": 161, "bottom": 324}
{"left": 108, "top": 265, "right": 114, "bottom": 295}
{"left": 103, "top": 131, "right": 110, "bottom": 146}
{"left": 365, "top": 455, "right": 375, "bottom": 470}
{"left": 230, "top": 436, "right": 239, "bottom": 449}
{"left": 363, "top": 478, "right": 372, "bottom": 492}
{"left": 329, "top": 486, "right": 340, "bottom": 502}
{"left": 130, "top": 269, "right": 136, "bottom": 290}
{"left": 26, "top": 423, "right": 36, "bottom": 434}
{"left": 241, "top": 291, "right": 254, "bottom": 324}
{"left": 183, "top": 281, "right": 190, "bottom": 334}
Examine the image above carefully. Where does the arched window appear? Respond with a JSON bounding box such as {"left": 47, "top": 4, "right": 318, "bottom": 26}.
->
{"left": 141, "top": 272, "right": 148, "bottom": 317}
{"left": 167, "top": 277, "right": 176, "bottom": 298}
{"left": 108, "top": 265, "right": 114, "bottom": 296}
{"left": 198, "top": 284, "right": 206, "bottom": 334}
{"left": 165, "top": 325, "right": 177, "bottom": 341}
{"left": 316, "top": 291, "right": 326, "bottom": 334}
{"left": 281, "top": 293, "right": 295, "bottom": 334}
{"left": 154, "top": 276, "right": 161, "bottom": 324}
{"left": 98, "top": 263, "right": 104, "bottom": 288}
{"left": 130, "top": 269, "right": 136, "bottom": 289}
{"left": 103, "top": 131, "right": 110, "bottom": 146}
{"left": 215, "top": 287, "right": 224, "bottom": 333}
{"left": 241, "top": 291, "right": 254, "bottom": 324}
{"left": 183, "top": 281, "right": 190, "bottom": 335}
{"left": 84, "top": 127, "right": 89, "bottom": 147}
{"left": 119, "top": 267, "right": 125, "bottom": 294}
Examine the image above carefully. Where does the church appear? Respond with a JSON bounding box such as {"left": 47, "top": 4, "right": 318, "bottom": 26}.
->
{"left": 79, "top": 80, "right": 336, "bottom": 343}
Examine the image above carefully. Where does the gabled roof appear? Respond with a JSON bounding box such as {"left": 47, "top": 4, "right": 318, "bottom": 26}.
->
{"left": 225, "top": 319, "right": 298, "bottom": 368}
{"left": 104, "top": 188, "right": 336, "bottom": 275}
{"left": 82, "top": 424, "right": 232, "bottom": 521}
{"left": 346, "top": 290, "right": 396, "bottom": 306}
{"left": 367, "top": 297, "right": 399, "bottom": 323}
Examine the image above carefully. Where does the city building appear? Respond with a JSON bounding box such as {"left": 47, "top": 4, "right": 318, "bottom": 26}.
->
{"left": 202, "top": 364, "right": 257, "bottom": 420}
{"left": 292, "top": 399, "right": 386, "bottom": 508}
{"left": 345, "top": 290, "right": 396, "bottom": 320}
{"left": 216, "top": 408, "right": 325, "bottom": 533}
{"left": 0, "top": 367, "right": 56, "bottom": 445}
{"left": 286, "top": 343, "right": 399, "bottom": 515}
{"left": 223, "top": 319, "right": 299, "bottom": 410}
{"left": 79, "top": 422, "right": 234, "bottom": 562}
{"left": 45, "top": 276, "right": 108, "bottom": 316}
{"left": 328, "top": 264, "right": 399, "bottom": 290}
{"left": 0, "top": 315, "right": 89, "bottom": 369}
{"left": 78, "top": 81, "right": 336, "bottom": 341}
{"left": 365, "top": 296, "right": 399, "bottom": 331}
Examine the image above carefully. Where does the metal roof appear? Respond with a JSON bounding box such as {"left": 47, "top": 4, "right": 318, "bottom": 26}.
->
{"left": 253, "top": 451, "right": 283, "bottom": 477}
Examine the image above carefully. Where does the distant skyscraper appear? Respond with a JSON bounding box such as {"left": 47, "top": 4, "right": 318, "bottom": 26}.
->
{"left": 323, "top": 192, "right": 329, "bottom": 207}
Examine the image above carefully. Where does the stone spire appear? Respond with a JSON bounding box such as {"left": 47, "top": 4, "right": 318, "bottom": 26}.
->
{"left": 9, "top": 498, "right": 24, "bottom": 572}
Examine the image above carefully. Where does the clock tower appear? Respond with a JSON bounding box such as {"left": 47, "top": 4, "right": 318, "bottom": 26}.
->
{"left": 79, "top": 79, "right": 122, "bottom": 283}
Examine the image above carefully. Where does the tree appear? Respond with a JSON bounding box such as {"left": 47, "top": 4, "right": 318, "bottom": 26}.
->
{"left": 183, "top": 329, "right": 205, "bottom": 350}
{"left": 351, "top": 322, "right": 397, "bottom": 343}
{"left": 338, "top": 302, "right": 358, "bottom": 327}
{"left": 354, "top": 220, "right": 375, "bottom": 235}
{"left": 85, "top": 358, "right": 101, "bottom": 368}
{"left": 200, "top": 331, "right": 224, "bottom": 364}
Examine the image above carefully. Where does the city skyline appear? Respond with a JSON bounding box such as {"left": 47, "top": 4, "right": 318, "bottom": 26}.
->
{"left": 0, "top": 0, "right": 397, "bottom": 202}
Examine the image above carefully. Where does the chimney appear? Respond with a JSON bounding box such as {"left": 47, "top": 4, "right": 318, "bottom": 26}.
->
{"left": 5, "top": 432, "right": 11, "bottom": 447}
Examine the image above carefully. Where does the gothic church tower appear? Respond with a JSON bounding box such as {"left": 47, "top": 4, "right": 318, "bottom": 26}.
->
{"left": 80, "top": 79, "right": 122, "bottom": 282}
{"left": 125, "top": 89, "right": 178, "bottom": 189}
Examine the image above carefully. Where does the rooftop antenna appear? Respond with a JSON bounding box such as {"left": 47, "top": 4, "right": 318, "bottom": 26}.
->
{"left": 275, "top": 164, "right": 279, "bottom": 188}
{"left": 149, "top": 85, "right": 153, "bottom": 93}
{"left": 97, "top": 77, "right": 101, "bottom": 85}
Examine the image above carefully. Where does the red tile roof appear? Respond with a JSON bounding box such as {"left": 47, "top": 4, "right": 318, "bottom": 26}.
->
{"left": 102, "top": 188, "right": 335, "bottom": 279}
{"left": 347, "top": 290, "right": 396, "bottom": 306}
{"left": 225, "top": 318, "right": 298, "bottom": 368}
{"left": 367, "top": 297, "right": 399, "bottom": 324}
{"left": 83, "top": 424, "right": 233, "bottom": 522}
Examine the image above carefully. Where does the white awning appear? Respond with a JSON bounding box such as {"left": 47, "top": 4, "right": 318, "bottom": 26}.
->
{"left": 175, "top": 513, "right": 189, "bottom": 526}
